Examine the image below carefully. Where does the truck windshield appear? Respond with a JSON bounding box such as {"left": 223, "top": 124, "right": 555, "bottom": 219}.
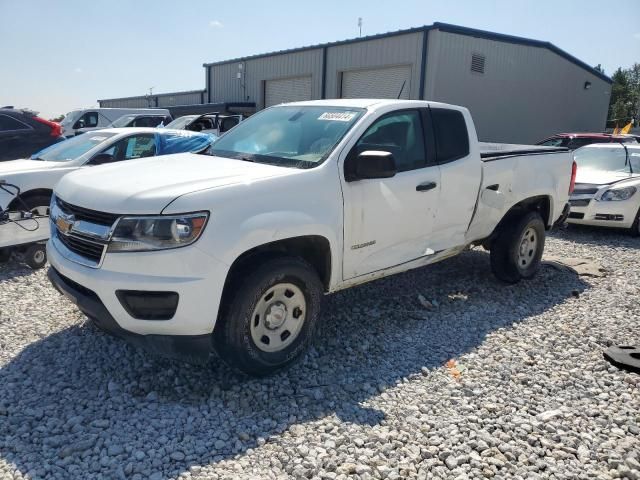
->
{"left": 31, "top": 132, "right": 117, "bottom": 162}
{"left": 574, "top": 145, "right": 640, "bottom": 174}
{"left": 210, "top": 106, "right": 364, "bottom": 168}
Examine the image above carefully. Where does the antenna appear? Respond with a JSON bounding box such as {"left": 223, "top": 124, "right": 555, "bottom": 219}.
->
{"left": 397, "top": 80, "right": 406, "bottom": 99}
{"left": 358, "top": 17, "right": 362, "bottom": 37}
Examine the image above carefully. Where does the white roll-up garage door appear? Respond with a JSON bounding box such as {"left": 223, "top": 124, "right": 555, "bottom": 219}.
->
{"left": 265, "top": 76, "right": 312, "bottom": 107}
{"left": 341, "top": 65, "right": 412, "bottom": 100}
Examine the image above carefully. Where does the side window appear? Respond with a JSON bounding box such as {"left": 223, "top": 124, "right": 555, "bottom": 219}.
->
{"left": 430, "top": 108, "right": 470, "bottom": 163}
{"left": 353, "top": 110, "right": 426, "bottom": 172}
{"left": 220, "top": 117, "right": 240, "bottom": 133}
{"left": 0, "top": 114, "right": 31, "bottom": 132}
{"left": 123, "top": 134, "right": 156, "bottom": 159}
{"left": 133, "top": 116, "right": 162, "bottom": 128}
{"left": 73, "top": 112, "right": 99, "bottom": 129}
{"left": 93, "top": 134, "right": 156, "bottom": 164}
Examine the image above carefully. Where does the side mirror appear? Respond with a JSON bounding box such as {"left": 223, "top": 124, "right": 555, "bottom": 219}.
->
{"left": 89, "top": 153, "right": 114, "bottom": 165}
{"left": 74, "top": 120, "right": 85, "bottom": 129}
{"left": 348, "top": 150, "right": 397, "bottom": 181}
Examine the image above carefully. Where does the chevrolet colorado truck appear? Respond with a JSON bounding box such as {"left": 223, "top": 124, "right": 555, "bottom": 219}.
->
{"left": 47, "top": 99, "right": 575, "bottom": 375}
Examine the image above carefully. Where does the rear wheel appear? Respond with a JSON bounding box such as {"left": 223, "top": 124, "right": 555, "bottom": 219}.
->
{"left": 490, "top": 211, "right": 546, "bottom": 284}
{"left": 0, "top": 248, "right": 11, "bottom": 264}
{"left": 214, "top": 256, "right": 323, "bottom": 376}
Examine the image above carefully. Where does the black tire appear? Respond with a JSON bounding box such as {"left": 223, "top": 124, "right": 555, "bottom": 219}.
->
{"left": 630, "top": 207, "right": 640, "bottom": 237}
{"left": 24, "top": 244, "right": 47, "bottom": 270}
{"left": 490, "top": 211, "right": 546, "bottom": 284}
{"left": 0, "top": 248, "right": 11, "bottom": 264}
{"left": 18, "top": 194, "right": 52, "bottom": 216}
{"left": 214, "top": 256, "right": 324, "bottom": 376}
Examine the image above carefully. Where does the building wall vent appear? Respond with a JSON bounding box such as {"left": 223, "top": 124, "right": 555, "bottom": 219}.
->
{"left": 471, "top": 53, "right": 486, "bottom": 74}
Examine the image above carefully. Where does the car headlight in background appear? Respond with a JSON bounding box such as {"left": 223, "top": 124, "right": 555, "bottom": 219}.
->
{"left": 107, "top": 212, "right": 209, "bottom": 252}
{"left": 599, "top": 186, "right": 637, "bottom": 202}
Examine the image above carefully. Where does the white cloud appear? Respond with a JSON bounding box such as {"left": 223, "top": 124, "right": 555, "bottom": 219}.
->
{"left": 209, "top": 20, "right": 223, "bottom": 28}
{"left": 74, "top": 67, "right": 83, "bottom": 73}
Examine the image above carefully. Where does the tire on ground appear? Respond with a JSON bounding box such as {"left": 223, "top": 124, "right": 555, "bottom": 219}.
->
{"left": 490, "top": 211, "right": 546, "bottom": 284}
{"left": 213, "top": 255, "right": 324, "bottom": 376}
{"left": 630, "top": 207, "right": 640, "bottom": 237}
{"left": 24, "top": 244, "right": 47, "bottom": 270}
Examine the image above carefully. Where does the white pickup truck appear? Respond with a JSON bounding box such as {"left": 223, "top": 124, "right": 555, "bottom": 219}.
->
{"left": 47, "top": 99, "right": 574, "bottom": 375}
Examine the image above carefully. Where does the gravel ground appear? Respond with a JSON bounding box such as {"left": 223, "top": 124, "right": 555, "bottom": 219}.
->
{"left": 0, "top": 226, "right": 638, "bottom": 480}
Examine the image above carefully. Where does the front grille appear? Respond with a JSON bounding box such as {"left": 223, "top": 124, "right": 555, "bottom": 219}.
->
{"left": 56, "top": 197, "right": 120, "bottom": 226}
{"left": 569, "top": 199, "right": 590, "bottom": 207}
{"left": 57, "top": 232, "right": 105, "bottom": 263}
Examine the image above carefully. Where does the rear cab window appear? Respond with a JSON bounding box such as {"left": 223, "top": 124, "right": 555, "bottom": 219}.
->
{"left": 430, "top": 108, "right": 470, "bottom": 163}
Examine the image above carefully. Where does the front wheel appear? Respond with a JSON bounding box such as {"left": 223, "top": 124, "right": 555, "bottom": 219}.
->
{"left": 490, "top": 211, "right": 546, "bottom": 284}
{"left": 214, "top": 256, "right": 324, "bottom": 376}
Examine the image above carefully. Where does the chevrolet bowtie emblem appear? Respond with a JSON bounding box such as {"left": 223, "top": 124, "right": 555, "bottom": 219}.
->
{"left": 55, "top": 213, "right": 75, "bottom": 235}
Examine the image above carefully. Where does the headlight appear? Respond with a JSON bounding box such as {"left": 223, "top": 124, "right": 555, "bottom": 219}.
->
{"left": 600, "top": 186, "right": 637, "bottom": 201}
{"left": 107, "top": 212, "right": 209, "bottom": 252}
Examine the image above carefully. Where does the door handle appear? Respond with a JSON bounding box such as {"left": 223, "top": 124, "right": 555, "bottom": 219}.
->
{"left": 416, "top": 181, "right": 437, "bottom": 192}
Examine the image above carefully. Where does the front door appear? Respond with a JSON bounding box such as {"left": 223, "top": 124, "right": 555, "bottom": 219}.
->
{"left": 341, "top": 109, "right": 441, "bottom": 279}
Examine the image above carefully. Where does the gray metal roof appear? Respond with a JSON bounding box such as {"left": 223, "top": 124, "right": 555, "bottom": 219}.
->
{"left": 97, "top": 89, "right": 205, "bottom": 103}
{"left": 202, "top": 22, "right": 612, "bottom": 84}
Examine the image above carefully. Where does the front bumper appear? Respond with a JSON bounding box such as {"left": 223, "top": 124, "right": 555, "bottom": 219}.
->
{"left": 48, "top": 267, "right": 211, "bottom": 362}
{"left": 567, "top": 197, "right": 638, "bottom": 229}
{"left": 47, "top": 236, "right": 230, "bottom": 337}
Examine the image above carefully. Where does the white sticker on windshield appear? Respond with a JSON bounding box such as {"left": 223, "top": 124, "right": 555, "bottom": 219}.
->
{"left": 90, "top": 136, "right": 107, "bottom": 141}
{"left": 318, "top": 112, "right": 357, "bottom": 122}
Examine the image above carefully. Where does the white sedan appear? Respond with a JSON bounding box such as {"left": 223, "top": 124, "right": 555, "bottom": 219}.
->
{"left": 568, "top": 143, "right": 640, "bottom": 235}
{"left": 0, "top": 128, "right": 214, "bottom": 215}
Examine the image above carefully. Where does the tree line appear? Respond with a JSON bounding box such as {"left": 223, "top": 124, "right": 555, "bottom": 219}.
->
{"left": 606, "top": 63, "right": 639, "bottom": 128}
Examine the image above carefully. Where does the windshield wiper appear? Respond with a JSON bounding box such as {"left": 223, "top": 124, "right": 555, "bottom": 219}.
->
{"left": 240, "top": 156, "right": 255, "bottom": 163}
{"left": 32, "top": 157, "right": 45, "bottom": 161}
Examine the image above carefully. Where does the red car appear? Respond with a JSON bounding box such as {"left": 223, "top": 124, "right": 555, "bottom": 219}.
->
{"left": 536, "top": 133, "right": 638, "bottom": 150}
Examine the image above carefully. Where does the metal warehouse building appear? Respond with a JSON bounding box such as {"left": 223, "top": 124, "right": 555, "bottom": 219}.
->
{"left": 100, "top": 22, "right": 612, "bottom": 144}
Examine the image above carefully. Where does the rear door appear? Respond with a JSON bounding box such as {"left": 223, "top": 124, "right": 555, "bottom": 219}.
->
{"left": 428, "top": 107, "right": 481, "bottom": 250}
{"left": 341, "top": 108, "right": 441, "bottom": 278}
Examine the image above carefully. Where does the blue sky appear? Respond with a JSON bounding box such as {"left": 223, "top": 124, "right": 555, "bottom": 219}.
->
{"left": 1, "top": 0, "right": 638, "bottom": 118}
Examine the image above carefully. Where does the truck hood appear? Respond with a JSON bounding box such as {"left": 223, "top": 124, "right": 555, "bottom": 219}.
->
{"left": 575, "top": 169, "right": 639, "bottom": 187}
{"left": 0, "top": 159, "right": 65, "bottom": 177}
{"left": 55, "top": 153, "right": 294, "bottom": 214}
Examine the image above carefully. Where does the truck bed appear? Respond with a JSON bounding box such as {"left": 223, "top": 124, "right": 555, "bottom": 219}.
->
{"left": 479, "top": 142, "right": 568, "bottom": 161}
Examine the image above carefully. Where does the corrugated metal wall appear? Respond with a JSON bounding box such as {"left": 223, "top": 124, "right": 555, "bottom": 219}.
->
{"left": 156, "top": 91, "right": 204, "bottom": 107}
{"left": 325, "top": 32, "right": 424, "bottom": 99}
{"left": 99, "top": 97, "right": 153, "bottom": 108}
{"left": 425, "top": 31, "right": 611, "bottom": 144}
{"left": 99, "top": 90, "right": 204, "bottom": 108}
{"left": 208, "top": 49, "right": 323, "bottom": 108}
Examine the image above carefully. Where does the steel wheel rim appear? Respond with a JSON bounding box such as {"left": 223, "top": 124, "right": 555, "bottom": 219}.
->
{"left": 250, "top": 283, "right": 306, "bottom": 353}
{"left": 517, "top": 227, "right": 538, "bottom": 269}
{"left": 33, "top": 250, "right": 45, "bottom": 264}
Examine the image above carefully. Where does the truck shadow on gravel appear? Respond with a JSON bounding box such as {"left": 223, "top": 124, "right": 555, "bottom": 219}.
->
{"left": 0, "top": 249, "right": 589, "bottom": 479}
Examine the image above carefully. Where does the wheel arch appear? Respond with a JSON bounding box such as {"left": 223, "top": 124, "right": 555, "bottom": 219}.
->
{"left": 484, "top": 195, "right": 551, "bottom": 248}
{"left": 7, "top": 188, "right": 53, "bottom": 210}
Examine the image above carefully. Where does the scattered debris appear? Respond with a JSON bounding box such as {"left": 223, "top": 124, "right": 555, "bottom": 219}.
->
{"left": 417, "top": 294, "right": 434, "bottom": 309}
{"left": 544, "top": 256, "right": 609, "bottom": 277}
